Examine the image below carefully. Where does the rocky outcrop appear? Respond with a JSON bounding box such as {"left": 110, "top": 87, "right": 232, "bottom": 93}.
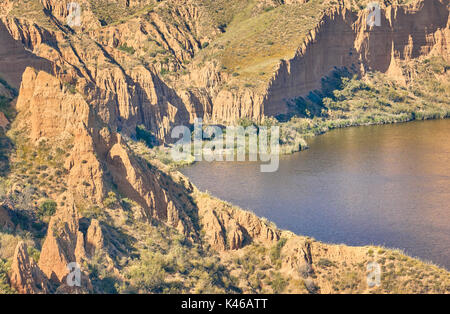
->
{"left": 15, "top": 68, "right": 89, "bottom": 141}
{"left": 1, "top": 0, "right": 449, "bottom": 294}
{"left": 280, "top": 238, "right": 315, "bottom": 277}
{"left": 85, "top": 219, "right": 104, "bottom": 257}
{"left": 196, "top": 194, "right": 280, "bottom": 251}
{"left": 9, "top": 242, "right": 51, "bottom": 294}
{"left": 38, "top": 201, "right": 90, "bottom": 287}
{"left": 0, "top": 202, "right": 14, "bottom": 231}
{"left": 33, "top": 199, "right": 119, "bottom": 293}
{"left": 0, "top": 20, "right": 54, "bottom": 90}
{"left": 13, "top": 65, "right": 197, "bottom": 238}
{"left": 263, "top": 0, "right": 449, "bottom": 116}
{"left": 104, "top": 133, "right": 197, "bottom": 236}
{"left": 9, "top": 199, "right": 112, "bottom": 294}
{"left": 0, "top": 112, "right": 9, "bottom": 130}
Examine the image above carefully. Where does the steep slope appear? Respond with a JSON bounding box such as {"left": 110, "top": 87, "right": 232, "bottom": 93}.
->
{"left": 0, "top": 21, "right": 53, "bottom": 90}
{"left": 0, "top": 0, "right": 449, "bottom": 294}
{"left": 1, "top": 0, "right": 447, "bottom": 141}
{"left": 264, "top": 0, "right": 449, "bottom": 116}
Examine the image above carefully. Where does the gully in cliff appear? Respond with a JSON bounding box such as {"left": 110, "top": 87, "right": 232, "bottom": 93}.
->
{"left": 171, "top": 119, "right": 280, "bottom": 172}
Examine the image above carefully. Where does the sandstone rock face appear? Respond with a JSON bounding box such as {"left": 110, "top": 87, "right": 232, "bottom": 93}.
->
{"left": 2, "top": 0, "right": 447, "bottom": 141}
{"left": 105, "top": 133, "right": 196, "bottom": 236}
{"left": 263, "top": 0, "right": 450, "bottom": 116}
{"left": 9, "top": 242, "right": 51, "bottom": 294}
{"left": 16, "top": 68, "right": 89, "bottom": 141}
{"left": 0, "top": 112, "right": 9, "bottom": 130}
{"left": 196, "top": 194, "right": 280, "bottom": 251}
{"left": 85, "top": 219, "right": 104, "bottom": 257}
{"left": 0, "top": 1, "right": 213, "bottom": 142}
{"left": 0, "top": 0, "right": 449, "bottom": 294}
{"left": 281, "top": 238, "right": 315, "bottom": 278}
{"left": 38, "top": 201, "right": 89, "bottom": 285}
{"left": 0, "top": 202, "right": 14, "bottom": 231}
{"left": 0, "top": 19, "right": 53, "bottom": 90}
{"left": 9, "top": 200, "right": 109, "bottom": 293}
{"left": 15, "top": 65, "right": 197, "bottom": 236}
{"left": 39, "top": 0, "right": 101, "bottom": 31}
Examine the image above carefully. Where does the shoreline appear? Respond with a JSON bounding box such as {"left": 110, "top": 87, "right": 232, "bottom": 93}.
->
{"left": 175, "top": 116, "right": 450, "bottom": 271}
{"left": 153, "top": 112, "right": 450, "bottom": 170}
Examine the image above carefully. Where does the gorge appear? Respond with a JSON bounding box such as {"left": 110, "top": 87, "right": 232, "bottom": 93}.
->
{"left": 182, "top": 119, "right": 450, "bottom": 270}
{"left": 0, "top": 0, "right": 449, "bottom": 294}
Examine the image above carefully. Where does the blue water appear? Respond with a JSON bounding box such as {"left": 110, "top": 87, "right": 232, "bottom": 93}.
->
{"left": 182, "top": 120, "right": 450, "bottom": 270}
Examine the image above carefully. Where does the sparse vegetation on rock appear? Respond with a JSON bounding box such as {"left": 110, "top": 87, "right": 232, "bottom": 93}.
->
{"left": 0, "top": 0, "right": 448, "bottom": 295}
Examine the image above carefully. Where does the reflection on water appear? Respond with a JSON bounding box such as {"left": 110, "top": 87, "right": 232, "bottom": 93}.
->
{"left": 181, "top": 119, "right": 450, "bottom": 270}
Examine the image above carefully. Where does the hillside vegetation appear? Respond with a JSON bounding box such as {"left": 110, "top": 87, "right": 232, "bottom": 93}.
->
{"left": 0, "top": 0, "right": 448, "bottom": 294}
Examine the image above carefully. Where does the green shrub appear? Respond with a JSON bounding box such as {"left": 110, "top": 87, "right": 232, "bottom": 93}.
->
{"left": 80, "top": 205, "right": 103, "bottom": 220}
{"left": 269, "top": 271, "right": 287, "bottom": 293}
{"left": 317, "top": 258, "right": 335, "bottom": 268}
{"left": 269, "top": 238, "right": 287, "bottom": 265}
{"left": 0, "top": 77, "right": 18, "bottom": 97}
{"left": 124, "top": 251, "right": 167, "bottom": 293}
{"left": 118, "top": 44, "right": 136, "bottom": 54}
{"left": 103, "top": 192, "right": 118, "bottom": 209}
{"left": 0, "top": 259, "right": 15, "bottom": 294}
{"left": 118, "top": 225, "right": 238, "bottom": 294}
{"left": 27, "top": 247, "right": 40, "bottom": 263}
{"left": 136, "top": 125, "right": 157, "bottom": 148}
{"left": 0, "top": 96, "right": 15, "bottom": 120}
{"left": 64, "top": 83, "right": 77, "bottom": 95}
{"left": 38, "top": 199, "right": 57, "bottom": 217}
{"left": 237, "top": 118, "right": 256, "bottom": 128}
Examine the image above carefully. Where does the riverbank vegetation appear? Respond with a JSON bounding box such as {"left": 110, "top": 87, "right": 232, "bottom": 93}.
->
{"left": 268, "top": 56, "right": 450, "bottom": 154}
{"left": 142, "top": 56, "right": 449, "bottom": 168}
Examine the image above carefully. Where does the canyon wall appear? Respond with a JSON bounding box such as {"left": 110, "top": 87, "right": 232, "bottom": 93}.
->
{"left": 0, "top": 0, "right": 447, "bottom": 231}
{"left": 1, "top": 0, "right": 449, "bottom": 294}
{"left": 0, "top": 0, "right": 446, "bottom": 245}
{"left": 0, "top": 20, "right": 53, "bottom": 89}
{"left": 263, "top": 0, "right": 450, "bottom": 116}
{"left": 1, "top": 0, "right": 447, "bottom": 141}
{"left": 14, "top": 66, "right": 198, "bottom": 237}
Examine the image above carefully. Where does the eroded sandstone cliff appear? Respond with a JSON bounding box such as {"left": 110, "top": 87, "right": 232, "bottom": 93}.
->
{"left": 264, "top": 0, "right": 449, "bottom": 115}
{"left": 0, "top": 0, "right": 449, "bottom": 294}
{"left": 1, "top": 0, "right": 447, "bottom": 141}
